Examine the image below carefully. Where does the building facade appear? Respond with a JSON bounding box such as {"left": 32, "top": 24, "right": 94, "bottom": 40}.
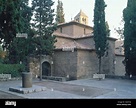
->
{"left": 29, "top": 10, "right": 125, "bottom": 80}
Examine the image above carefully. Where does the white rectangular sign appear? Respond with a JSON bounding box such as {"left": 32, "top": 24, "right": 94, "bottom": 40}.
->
{"left": 16, "top": 33, "right": 28, "bottom": 39}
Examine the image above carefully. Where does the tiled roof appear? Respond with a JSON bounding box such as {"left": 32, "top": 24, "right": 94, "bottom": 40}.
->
{"left": 74, "top": 41, "right": 94, "bottom": 50}
{"left": 74, "top": 9, "right": 88, "bottom": 18}
{"left": 57, "top": 20, "right": 93, "bottom": 29}
{"left": 54, "top": 40, "right": 94, "bottom": 50}
{"left": 53, "top": 32, "right": 74, "bottom": 39}
{"left": 53, "top": 31, "right": 93, "bottom": 39}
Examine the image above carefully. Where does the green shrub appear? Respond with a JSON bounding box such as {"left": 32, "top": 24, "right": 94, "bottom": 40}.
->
{"left": 0, "top": 64, "right": 25, "bottom": 77}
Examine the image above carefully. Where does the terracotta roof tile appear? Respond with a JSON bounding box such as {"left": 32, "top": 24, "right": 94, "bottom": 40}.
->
{"left": 53, "top": 31, "right": 93, "bottom": 39}
{"left": 54, "top": 39, "right": 94, "bottom": 50}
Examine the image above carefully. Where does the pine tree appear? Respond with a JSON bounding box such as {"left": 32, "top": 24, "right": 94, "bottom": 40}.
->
{"left": 55, "top": 0, "right": 65, "bottom": 24}
{"left": 8, "top": 0, "right": 33, "bottom": 65}
{"left": 31, "top": 0, "right": 57, "bottom": 55}
{"left": 93, "top": 0, "right": 107, "bottom": 75}
{"left": 31, "top": 0, "right": 57, "bottom": 80}
{"left": 123, "top": 0, "right": 136, "bottom": 76}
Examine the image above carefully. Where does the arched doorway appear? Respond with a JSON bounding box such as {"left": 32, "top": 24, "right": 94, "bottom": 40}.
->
{"left": 42, "top": 61, "right": 51, "bottom": 76}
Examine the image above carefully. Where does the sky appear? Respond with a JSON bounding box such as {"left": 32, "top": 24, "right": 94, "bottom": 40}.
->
{"left": 29, "top": 0, "right": 128, "bottom": 39}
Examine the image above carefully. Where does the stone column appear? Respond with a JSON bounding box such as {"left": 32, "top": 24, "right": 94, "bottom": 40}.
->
{"left": 22, "top": 72, "right": 32, "bottom": 88}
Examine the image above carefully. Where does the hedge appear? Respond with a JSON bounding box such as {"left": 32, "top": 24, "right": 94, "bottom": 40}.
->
{"left": 0, "top": 64, "right": 25, "bottom": 77}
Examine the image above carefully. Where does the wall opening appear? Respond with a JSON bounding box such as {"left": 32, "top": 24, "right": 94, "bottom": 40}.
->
{"left": 42, "top": 61, "right": 51, "bottom": 76}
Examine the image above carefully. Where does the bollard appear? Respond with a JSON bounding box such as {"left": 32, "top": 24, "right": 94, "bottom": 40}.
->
{"left": 22, "top": 72, "right": 32, "bottom": 88}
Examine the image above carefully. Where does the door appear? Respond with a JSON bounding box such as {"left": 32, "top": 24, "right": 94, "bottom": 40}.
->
{"left": 42, "top": 61, "right": 51, "bottom": 76}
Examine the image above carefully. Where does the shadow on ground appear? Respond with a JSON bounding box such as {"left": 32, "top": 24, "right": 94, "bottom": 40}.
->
{"left": 35, "top": 80, "right": 112, "bottom": 97}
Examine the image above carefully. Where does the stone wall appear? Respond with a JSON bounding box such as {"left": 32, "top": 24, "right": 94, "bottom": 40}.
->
{"left": 104, "top": 39, "right": 116, "bottom": 75}
{"left": 29, "top": 55, "right": 53, "bottom": 78}
{"left": 77, "top": 50, "right": 98, "bottom": 79}
{"left": 58, "top": 25, "right": 74, "bottom": 36}
{"left": 56, "top": 22, "right": 93, "bottom": 37}
{"left": 53, "top": 50, "right": 77, "bottom": 80}
{"left": 29, "top": 57, "right": 40, "bottom": 78}
{"left": 115, "top": 55, "right": 125, "bottom": 76}
{"left": 73, "top": 25, "right": 93, "bottom": 37}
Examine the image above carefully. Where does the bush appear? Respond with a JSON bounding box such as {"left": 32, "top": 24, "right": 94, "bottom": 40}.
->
{"left": 0, "top": 64, "right": 25, "bottom": 77}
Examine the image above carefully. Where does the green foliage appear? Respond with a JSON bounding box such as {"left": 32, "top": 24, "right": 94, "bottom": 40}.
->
{"left": 123, "top": 0, "right": 136, "bottom": 76}
{"left": 31, "top": 0, "right": 57, "bottom": 56}
{"left": 93, "top": 0, "right": 107, "bottom": 74}
{"left": 0, "top": 64, "right": 25, "bottom": 77}
{"left": 8, "top": 0, "right": 33, "bottom": 64}
{"left": 93, "top": 0, "right": 107, "bottom": 58}
{"left": 0, "top": 0, "right": 22, "bottom": 49}
{"left": 0, "top": 0, "right": 33, "bottom": 65}
{"left": 105, "top": 21, "right": 110, "bottom": 37}
{"left": 123, "top": 0, "right": 136, "bottom": 59}
{"left": 55, "top": 0, "right": 65, "bottom": 24}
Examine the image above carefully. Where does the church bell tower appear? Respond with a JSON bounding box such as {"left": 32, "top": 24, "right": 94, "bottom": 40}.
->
{"left": 74, "top": 10, "right": 88, "bottom": 25}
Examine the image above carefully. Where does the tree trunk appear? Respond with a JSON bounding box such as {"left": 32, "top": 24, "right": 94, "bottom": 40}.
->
{"left": 98, "top": 56, "right": 101, "bottom": 80}
{"left": 39, "top": 54, "right": 42, "bottom": 81}
{"left": 99, "top": 56, "right": 101, "bottom": 74}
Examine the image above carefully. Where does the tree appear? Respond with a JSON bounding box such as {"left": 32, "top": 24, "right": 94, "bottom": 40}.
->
{"left": 55, "top": 0, "right": 65, "bottom": 24}
{"left": 31, "top": 0, "right": 57, "bottom": 80}
{"left": 114, "top": 17, "right": 124, "bottom": 40}
{"left": 93, "top": 0, "right": 107, "bottom": 76}
{"left": 0, "top": 0, "right": 22, "bottom": 50}
{"left": 123, "top": 0, "right": 136, "bottom": 76}
{"left": 8, "top": 0, "right": 33, "bottom": 66}
{"left": 105, "top": 21, "right": 110, "bottom": 37}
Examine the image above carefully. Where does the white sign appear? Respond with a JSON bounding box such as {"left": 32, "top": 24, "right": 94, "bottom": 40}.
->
{"left": 62, "top": 47, "right": 75, "bottom": 52}
{"left": 16, "top": 33, "right": 28, "bottom": 39}
{"left": 0, "top": 74, "right": 11, "bottom": 79}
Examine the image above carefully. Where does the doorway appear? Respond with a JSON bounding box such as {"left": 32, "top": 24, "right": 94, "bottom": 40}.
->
{"left": 42, "top": 61, "right": 51, "bottom": 76}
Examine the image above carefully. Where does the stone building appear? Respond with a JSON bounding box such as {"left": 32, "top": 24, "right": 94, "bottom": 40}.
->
{"left": 115, "top": 40, "right": 125, "bottom": 76}
{"left": 29, "top": 10, "right": 125, "bottom": 80}
{"left": 74, "top": 9, "right": 89, "bottom": 25}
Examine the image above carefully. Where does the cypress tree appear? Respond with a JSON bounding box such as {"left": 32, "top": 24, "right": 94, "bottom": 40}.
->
{"left": 123, "top": 0, "right": 136, "bottom": 76}
{"left": 93, "top": 0, "right": 107, "bottom": 75}
{"left": 55, "top": 0, "right": 65, "bottom": 24}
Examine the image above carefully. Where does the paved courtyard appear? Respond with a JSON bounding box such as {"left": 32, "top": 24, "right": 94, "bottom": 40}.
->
{"left": 0, "top": 78, "right": 136, "bottom": 99}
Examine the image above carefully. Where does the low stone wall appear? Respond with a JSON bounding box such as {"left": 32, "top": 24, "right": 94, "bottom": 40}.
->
{"left": 42, "top": 76, "right": 67, "bottom": 82}
{"left": 0, "top": 77, "right": 22, "bottom": 81}
{"left": 106, "top": 75, "right": 136, "bottom": 80}
{"left": 0, "top": 74, "right": 11, "bottom": 80}
{"left": 93, "top": 74, "right": 105, "bottom": 79}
